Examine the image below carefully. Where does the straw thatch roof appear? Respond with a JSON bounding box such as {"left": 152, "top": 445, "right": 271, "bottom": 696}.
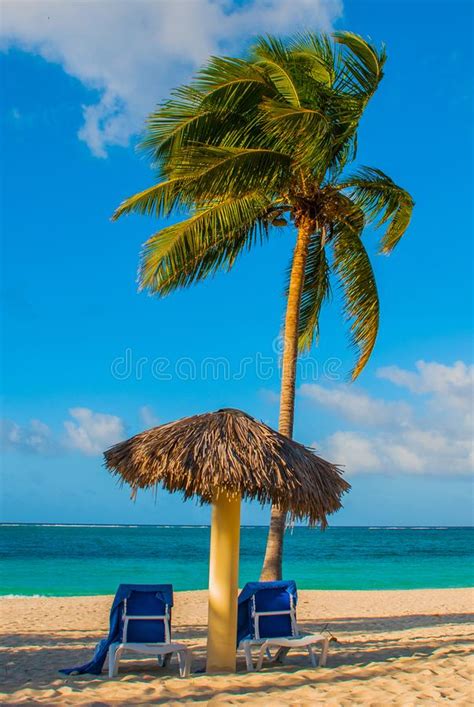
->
{"left": 104, "top": 408, "right": 350, "bottom": 525}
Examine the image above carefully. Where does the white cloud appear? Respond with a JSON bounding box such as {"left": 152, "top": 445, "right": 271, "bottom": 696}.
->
{"left": 307, "top": 360, "right": 474, "bottom": 477}
{"left": 0, "top": 0, "right": 342, "bottom": 156}
{"left": 300, "top": 383, "right": 411, "bottom": 427}
{"left": 384, "top": 442, "right": 425, "bottom": 473}
{"left": 322, "top": 431, "right": 381, "bottom": 472}
{"left": 139, "top": 405, "right": 159, "bottom": 428}
{"left": 378, "top": 360, "right": 473, "bottom": 409}
{"left": 259, "top": 388, "right": 280, "bottom": 405}
{"left": 0, "top": 418, "right": 53, "bottom": 455}
{"left": 63, "top": 407, "right": 125, "bottom": 455}
{"left": 378, "top": 360, "right": 473, "bottom": 436}
{"left": 322, "top": 426, "right": 469, "bottom": 477}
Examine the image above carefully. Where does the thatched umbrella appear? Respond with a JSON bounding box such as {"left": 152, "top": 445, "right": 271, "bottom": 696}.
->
{"left": 104, "top": 408, "right": 349, "bottom": 673}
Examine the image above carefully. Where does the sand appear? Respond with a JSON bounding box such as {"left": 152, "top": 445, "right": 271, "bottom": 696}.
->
{"left": 1, "top": 588, "right": 473, "bottom": 705}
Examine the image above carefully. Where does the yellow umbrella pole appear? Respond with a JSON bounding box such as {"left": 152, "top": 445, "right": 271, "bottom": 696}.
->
{"left": 206, "top": 492, "right": 241, "bottom": 673}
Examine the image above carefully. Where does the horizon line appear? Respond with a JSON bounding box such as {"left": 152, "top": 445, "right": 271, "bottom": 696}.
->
{"left": 1, "top": 522, "right": 472, "bottom": 529}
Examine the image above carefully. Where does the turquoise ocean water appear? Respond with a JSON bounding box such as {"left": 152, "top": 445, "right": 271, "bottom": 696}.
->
{"left": 1, "top": 525, "right": 472, "bottom": 596}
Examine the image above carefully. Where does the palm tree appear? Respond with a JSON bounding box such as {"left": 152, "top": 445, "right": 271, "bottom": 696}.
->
{"left": 113, "top": 31, "right": 414, "bottom": 580}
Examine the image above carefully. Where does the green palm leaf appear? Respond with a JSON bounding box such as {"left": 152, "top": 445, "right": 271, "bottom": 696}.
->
{"left": 140, "top": 85, "right": 204, "bottom": 160}
{"left": 139, "top": 192, "right": 272, "bottom": 294}
{"left": 196, "top": 56, "right": 271, "bottom": 111}
{"left": 288, "top": 32, "right": 336, "bottom": 87}
{"left": 334, "top": 31, "right": 386, "bottom": 99}
{"left": 332, "top": 203, "right": 379, "bottom": 380}
{"left": 168, "top": 144, "right": 291, "bottom": 200}
{"left": 252, "top": 36, "right": 301, "bottom": 107}
{"left": 259, "top": 99, "right": 332, "bottom": 171}
{"left": 340, "top": 166, "right": 414, "bottom": 252}
{"left": 112, "top": 178, "right": 187, "bottom": 221}
{"left": 290, "top": 232, "right": 331, "bottom": 352}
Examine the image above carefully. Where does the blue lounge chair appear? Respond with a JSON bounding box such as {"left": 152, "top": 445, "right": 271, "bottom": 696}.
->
{"left": 60, "top": 583, "right": 192, "bottom": 678}
{"left": 237, "top": 581, "right": 330, "bottom": 671}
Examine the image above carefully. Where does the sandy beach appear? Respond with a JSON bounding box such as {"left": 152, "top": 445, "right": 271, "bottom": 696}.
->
{"left": 0, "top": 588, "right": 472, "bottom": 705}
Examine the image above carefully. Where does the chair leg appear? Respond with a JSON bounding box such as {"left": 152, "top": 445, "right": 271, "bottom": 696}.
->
{"left": 274, "top": 646, "right": 290, "bottom": 664}
{"left": 256, "top": 643, "right": 269, "bottom": 671}
{"left": 108, "top": 645, "right": 123, "bottom": 678}
{"left": 185, "top": 650, "right": 193, "bottom": 678}
{"left": 243, "top": 643, "right": 254, "bottom": 672}
{"left": 108, "top": 646, "right": 115, "bottom": 679}
{"left": 177, "top": 650, "right": 192, "bottom": 678}
{"left": 158, "top": 652, "right": 172, "bottom": 668}
{"left": 319, "top": 638, "right": 329, "bottom": 667}
{"left": 307, "top": 644, "right": 318, "bottom": 668}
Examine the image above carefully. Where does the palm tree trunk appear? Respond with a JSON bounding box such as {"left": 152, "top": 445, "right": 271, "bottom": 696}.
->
{"left": 260, "top": 217, "right": 312, "bottom": 581}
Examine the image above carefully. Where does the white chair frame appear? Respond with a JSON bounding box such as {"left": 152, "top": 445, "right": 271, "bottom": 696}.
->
{"left": 108, "top": 598, "right": 192, "bottom": 678}
{"left": 238, "top": 593, "right": 330, "bottom": 671}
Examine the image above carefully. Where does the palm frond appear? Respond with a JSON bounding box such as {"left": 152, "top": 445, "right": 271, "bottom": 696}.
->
{"left": 259, "top": 98, "right": 333, "bottom": 171}
{"left": 140, "top": 61, "right": 269, "bottom": 165}
{"left": 288, "top": 32, "right": 336, "bottom": 86}
{"left": 285, "top": 232, "right": 331, "bottom": 352}
{"left": 334, "top": 31, "right": 386, "bottom": 99}
{"left": 339, "top": 166, "right": 414, "bottom": 252}
{"left": 112, "top": 178, "right": 187, "bottom": 221}
{"left": 327, "top": 132, "right": 358, "bottom": 180}
{"left": 143, "top": 108, "right": 227, "bottom": 164}
{"left": 195, "top": 56, "right": 272, "bottom": 113}
{"left": 140, "top": 85, "right": 204, "bottom": 160}
{"left": 139, "top": 192, "right": 272, "bottom": 294}
{"left": 331, "top": 200, "right": 379, "bottom": 379}
{"left": 167, "top": 144, "right": 292, "bottom": 200}
{"left": 252, "top": 36, "right": 301, "bottom": 107}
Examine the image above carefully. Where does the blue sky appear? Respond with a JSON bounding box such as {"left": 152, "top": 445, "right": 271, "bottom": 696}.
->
{"left": 1, "top": 0, "right": 473, "bottom": 526}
